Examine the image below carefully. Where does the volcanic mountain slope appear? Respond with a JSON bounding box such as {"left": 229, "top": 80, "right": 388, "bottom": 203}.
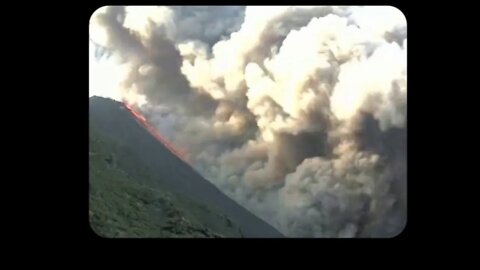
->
{"left": 89, "top": 96, "right": 284, "bottom": 238}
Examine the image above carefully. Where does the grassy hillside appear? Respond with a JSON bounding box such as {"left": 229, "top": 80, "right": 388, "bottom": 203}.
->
{"left": 89, "top": 126, "right": 243, "bottom": 238}
{"left": 89, "top": 96, "right": 284, "bottom": 237}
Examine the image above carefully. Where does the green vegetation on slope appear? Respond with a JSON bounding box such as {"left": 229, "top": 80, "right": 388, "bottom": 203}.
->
{"left": 89, "top": 125, "right": 242, "bottom": 238}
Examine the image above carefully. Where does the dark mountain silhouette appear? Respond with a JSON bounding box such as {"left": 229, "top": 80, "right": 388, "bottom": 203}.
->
{"left": 89, "top": 96, "right": 283, "bottom": 237}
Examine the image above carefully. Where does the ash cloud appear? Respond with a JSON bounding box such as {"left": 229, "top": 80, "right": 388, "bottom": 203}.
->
{"left": 90, "top": 6, "right": 407, "bottom": 237}
{"left": 169, "top": 6, "right": 246, "bottom": 46}
{"left": 91, "top": 6, "right": 218, "bottom": 117}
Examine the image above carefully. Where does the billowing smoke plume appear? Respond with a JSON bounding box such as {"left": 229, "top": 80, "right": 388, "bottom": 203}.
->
{"left": 90, "top": 6, "right": 407, "bottom": 237}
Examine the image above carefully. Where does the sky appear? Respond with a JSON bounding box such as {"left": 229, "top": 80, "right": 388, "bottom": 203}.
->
{"left": 89, "top": 6, "right": 407, "bottom": 237}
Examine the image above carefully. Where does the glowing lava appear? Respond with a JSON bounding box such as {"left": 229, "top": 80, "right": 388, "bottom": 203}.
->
{"left": 122, "top": 100, "right": 189, "bottom": 164}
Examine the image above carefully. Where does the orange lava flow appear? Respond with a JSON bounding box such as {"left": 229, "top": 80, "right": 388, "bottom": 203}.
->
{"left": 122, "top": 100, "right": 189, "bottom": 164}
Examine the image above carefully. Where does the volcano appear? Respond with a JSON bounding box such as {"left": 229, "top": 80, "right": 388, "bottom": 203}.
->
{"left": 122, "top": 101, "right": 188, "bottom": 163}
{"left": 89, "top": 96, "right": 284, "bottom": 237}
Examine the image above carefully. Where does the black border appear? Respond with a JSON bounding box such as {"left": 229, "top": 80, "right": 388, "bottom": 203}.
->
{"left": 52, "top": 2, "right": 428, "bottom": 247}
